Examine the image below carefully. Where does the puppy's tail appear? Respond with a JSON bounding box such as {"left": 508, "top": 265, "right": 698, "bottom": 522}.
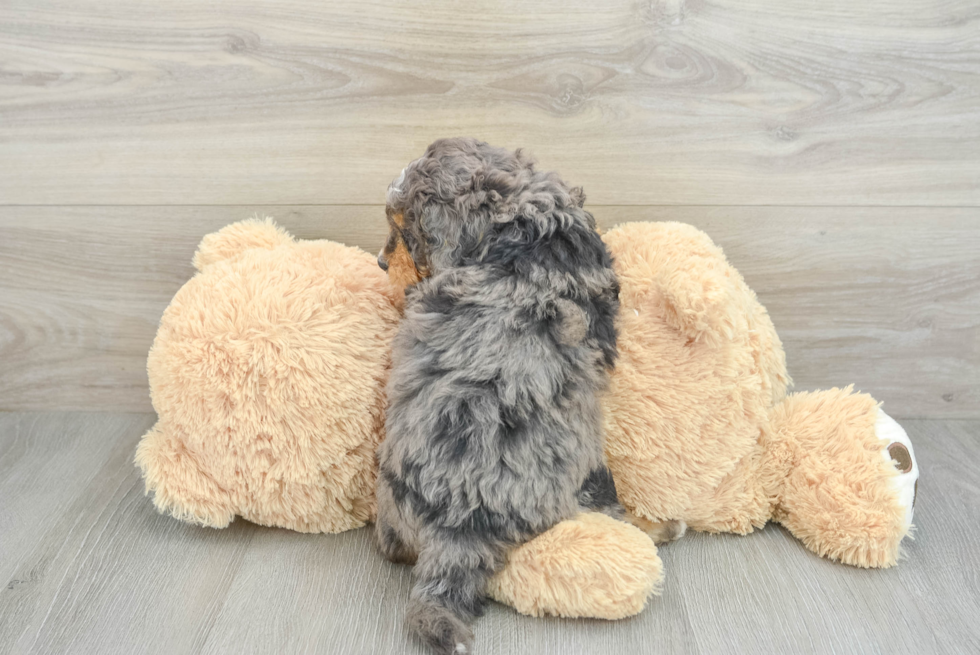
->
{"left": 406, "top": 533, "right": 503, "bottom": 655}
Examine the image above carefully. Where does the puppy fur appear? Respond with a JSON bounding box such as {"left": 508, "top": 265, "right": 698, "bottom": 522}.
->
{"left": 375, "top": 138, "right": 623, "bottom": 654}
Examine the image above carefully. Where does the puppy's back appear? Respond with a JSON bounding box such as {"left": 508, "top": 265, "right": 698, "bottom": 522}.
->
{"left": 377, "top": 138, "right": 620, "bottom": 655}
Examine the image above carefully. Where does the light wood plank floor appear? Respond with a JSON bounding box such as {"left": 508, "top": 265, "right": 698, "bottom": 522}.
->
{"left": 1, "top": 412, "right": 978, "bottom": 654}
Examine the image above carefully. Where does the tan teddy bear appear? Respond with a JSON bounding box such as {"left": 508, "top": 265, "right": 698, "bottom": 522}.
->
{"left": 136, "top": 217, "right": 918, "bottom": 622}
{"left": 136, "top": 218, "right": 663, "bottom": 620}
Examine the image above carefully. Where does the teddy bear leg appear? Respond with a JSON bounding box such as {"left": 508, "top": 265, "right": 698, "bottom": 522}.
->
{"left": 134, "top": 423, "right": 237, "bottom": 529}
{"left": 875, "top": 409, "right": 919, "bottom": 537}
{"left": 487, "top": 513, "right": 663, "bottom": 620}
{"left": 770, "top": 389, "right": 918, "bottom": 568}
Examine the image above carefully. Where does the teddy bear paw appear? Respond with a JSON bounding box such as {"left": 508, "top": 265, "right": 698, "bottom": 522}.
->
{"left": 876, "top": 409, "right": 918, "bottom": 534}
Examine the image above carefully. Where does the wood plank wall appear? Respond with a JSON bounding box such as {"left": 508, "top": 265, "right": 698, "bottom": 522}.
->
{"left": 1, "top": 1, "right": 978, "bottom": 417}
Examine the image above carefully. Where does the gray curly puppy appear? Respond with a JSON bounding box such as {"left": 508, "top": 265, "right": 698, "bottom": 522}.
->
{"left": 375, "top": 138, "right": 668, "bottom": 655}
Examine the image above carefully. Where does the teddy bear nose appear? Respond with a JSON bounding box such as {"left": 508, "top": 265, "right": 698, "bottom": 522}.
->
{"left": 377, "top": 251, "right": 389, "bottom": 271}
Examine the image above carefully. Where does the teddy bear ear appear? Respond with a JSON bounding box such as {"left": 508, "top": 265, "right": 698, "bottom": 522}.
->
{"left": 192, "top": 217, "right": 294, "bottom": 272}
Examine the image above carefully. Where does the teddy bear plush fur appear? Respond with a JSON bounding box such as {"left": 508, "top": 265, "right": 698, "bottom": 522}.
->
{"left": 137, "top": 217, "right": 918, "bottom": 620}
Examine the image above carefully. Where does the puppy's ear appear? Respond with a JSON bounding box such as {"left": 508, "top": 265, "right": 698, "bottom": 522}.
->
{"left": 570, "top": 186, "right": 586, "bottom": 208}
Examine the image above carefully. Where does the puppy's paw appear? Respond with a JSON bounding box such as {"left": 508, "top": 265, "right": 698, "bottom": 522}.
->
{"left": 661, "top": 519, "right": 687, "bottom": 542}
{"left": 375, "top": 522, "right": 419, "bottom": 565}
{"left": 406, "top": 599, "right": 474, "bottom": 655}
{"left": 381, "top": 543, "right": 419, "bottom": 566}
{"left": 629, "top": 515, "right": 687, "bottom": 544}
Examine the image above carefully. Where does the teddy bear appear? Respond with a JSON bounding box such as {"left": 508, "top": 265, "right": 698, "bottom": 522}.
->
{"left": 136, "top": 217, "right": 918, "bottom": 619}
{"left": 136, "top": 218, "right": 664, "bottom": 620}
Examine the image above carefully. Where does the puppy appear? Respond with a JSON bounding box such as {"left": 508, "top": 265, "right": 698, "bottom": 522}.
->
{"left": 375, "top": 138, "right": 678, "bottom": 654}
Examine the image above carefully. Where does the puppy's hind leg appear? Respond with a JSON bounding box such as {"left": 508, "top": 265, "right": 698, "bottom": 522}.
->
{"left": 406, "top": 531, "right": 504, "bottom": 655}
{"left": 628, "top": 513, "right": 688, "bottom": 544}
{"left": 377, "top": 519, "right": 418, "bottom": 565}
{"left": 578, "top": 465, "right": 626, "bottom": 519}
{"left": 375, "top": 475, "right": 418, "bottom": 565}
{"left": 579, "top": 466, "right": 686, "bottom": 543}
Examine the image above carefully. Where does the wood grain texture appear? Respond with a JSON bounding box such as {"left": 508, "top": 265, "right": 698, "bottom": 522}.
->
{"left": 1, "top": 412, "right": 978, "bottom": 654}
{"left": 1, "top": 206, "right": 977, "bottom": 417}
{"left": 1, "top": 0, "right": 978, "bottom": 205}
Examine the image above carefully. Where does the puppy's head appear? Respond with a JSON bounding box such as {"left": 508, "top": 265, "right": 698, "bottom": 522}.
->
{"left": 378, "top": 138, "right": 586, "bottom": 289}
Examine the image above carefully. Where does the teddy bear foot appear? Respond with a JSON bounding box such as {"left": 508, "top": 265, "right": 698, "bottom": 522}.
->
{"left": 771, "top": 388, "right": 920, "bottom": 569}
{"left": 487, "top": 512, "right": 663, "bottom": 620}
{"left": 876, "top": 409, "right": 919, "bottom": 536}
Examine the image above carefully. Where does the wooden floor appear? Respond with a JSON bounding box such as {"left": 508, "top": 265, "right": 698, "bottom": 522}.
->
{"left": 1, "top": 412, "right": 978, "bottom": 654}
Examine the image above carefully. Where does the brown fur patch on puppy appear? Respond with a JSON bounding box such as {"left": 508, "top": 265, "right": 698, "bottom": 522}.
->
{"left": 380, "top": 212, "right": 428, "bottom": 291}
{"left": 386, "top": 239, "right": 423, "bottom": 290}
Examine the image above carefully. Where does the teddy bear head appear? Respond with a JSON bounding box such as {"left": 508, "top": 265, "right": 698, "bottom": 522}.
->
{"left": 136, "top": 219, "right": 402, "bottom": 533}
